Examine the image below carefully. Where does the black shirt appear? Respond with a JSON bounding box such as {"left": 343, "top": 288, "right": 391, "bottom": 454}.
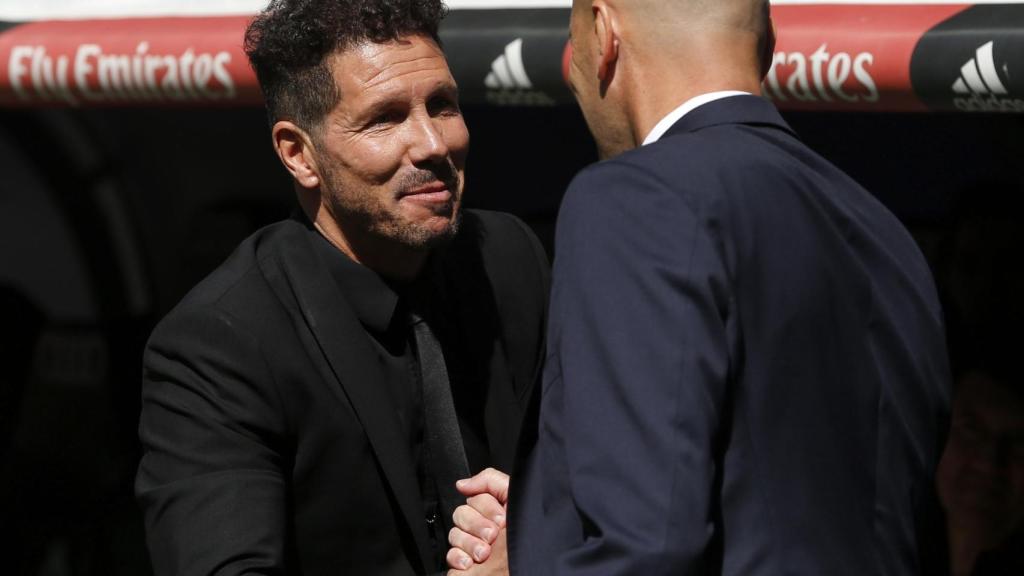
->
{"left": 311, "top": 234, "right": 482, "bottom": 569}
{"left": 313, "top": 235, "right": 420, "bottom": 463}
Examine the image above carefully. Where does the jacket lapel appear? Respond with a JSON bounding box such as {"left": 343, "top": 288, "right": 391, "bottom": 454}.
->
{"left": 430, "top": 230, "right": 523, "bottom": 473}
{"left": 261, "top": 220, "right": 434, "bottom": 571}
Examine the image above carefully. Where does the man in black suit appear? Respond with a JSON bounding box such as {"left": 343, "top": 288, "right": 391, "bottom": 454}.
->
{"left": 447, "top": 1, "right": 951, "bottom": 574}
{"left": 134, "top": 1, "right": 548, "bottom": 575}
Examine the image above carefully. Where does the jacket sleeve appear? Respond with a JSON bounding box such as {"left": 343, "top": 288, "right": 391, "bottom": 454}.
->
{"left": 535, "top": 160, "right": 732, "bottom": 575}
{"left": 136, "top": 305, "right": 291, "bottom": 576}
{"left": 497, "top": 210, "right": 552, "bottom": 406}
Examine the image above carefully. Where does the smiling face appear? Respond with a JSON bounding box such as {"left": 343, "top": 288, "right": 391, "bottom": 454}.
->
{"left": 312, "top": 35, "right": 469, "bottom": 255}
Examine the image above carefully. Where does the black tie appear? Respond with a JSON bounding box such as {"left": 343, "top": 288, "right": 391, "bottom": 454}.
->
{"left": 410, "top": 312, "right": 470, "bottom": 530}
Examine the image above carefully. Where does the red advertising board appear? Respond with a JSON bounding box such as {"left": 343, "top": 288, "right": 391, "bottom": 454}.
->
{"left": 0, "top": 17, "right": 257, "bottom": 107}
{"left": 0, "top": 4, "right": 1022, "bottom": 112}
{"left": 767, "top": 4, "right": 968, "bottom": 111}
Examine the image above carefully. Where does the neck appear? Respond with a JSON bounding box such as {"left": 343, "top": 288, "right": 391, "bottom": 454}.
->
{"left": 624, "top": 38, "right": 764, "bottom": 145}
{"left": 301, "top": 193, "right": 428, "bottom": 282}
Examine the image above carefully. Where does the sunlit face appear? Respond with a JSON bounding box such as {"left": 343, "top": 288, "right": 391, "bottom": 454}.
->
{"left": 313, "top": 35, "right": 468, "bottom": 251}
{"left": 938, "top": 372, "right": 1024, "bottom": 543}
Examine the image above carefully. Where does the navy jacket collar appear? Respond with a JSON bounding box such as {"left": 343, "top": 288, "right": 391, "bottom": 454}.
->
{"left": 662, "top": 94, "right": 798, "bottom": 141}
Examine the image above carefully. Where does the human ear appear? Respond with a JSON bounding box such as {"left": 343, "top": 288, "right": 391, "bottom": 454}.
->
{"left": 592, "top": 1, "right": 620, "bottom": 84}
{"left": 759, "top": 17, "right": 777, "bottom": 81}
{"left": 272, "top": 120, "right": 321, "bottom": 190}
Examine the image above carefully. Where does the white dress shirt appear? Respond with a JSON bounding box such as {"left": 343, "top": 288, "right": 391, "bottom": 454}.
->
{"left": 642, "top": 91, "right": 751, "bottom": 146}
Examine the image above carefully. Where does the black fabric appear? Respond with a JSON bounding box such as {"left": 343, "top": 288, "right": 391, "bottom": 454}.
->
{"left": 411, "top": 312, "right": 470, "bottom": 527}
{"left": 311, "top": 234, "right": 421, "bottom": 472}
{"left": 313, "top": 232, "right": 400, "bottom": 334}
{"left": 136, "top": 209, "right": 549, "bottom": 576}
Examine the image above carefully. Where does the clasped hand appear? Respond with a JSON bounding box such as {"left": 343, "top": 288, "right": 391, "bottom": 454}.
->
{"left": 446, "top": 467, "right": 510, "bottom": 575}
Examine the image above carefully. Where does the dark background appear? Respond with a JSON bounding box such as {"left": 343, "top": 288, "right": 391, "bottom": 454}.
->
{"left": 1, "top": 103, "right": 1022, "bottom": 575}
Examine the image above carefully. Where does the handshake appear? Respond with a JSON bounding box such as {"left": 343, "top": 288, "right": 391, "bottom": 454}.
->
{"left": 446, "top": 468, "right": 511, "bottom": 575}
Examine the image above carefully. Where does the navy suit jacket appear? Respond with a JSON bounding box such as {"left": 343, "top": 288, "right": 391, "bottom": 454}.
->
{"left": 509, "top": 95, "right": 951, "bottom": 575}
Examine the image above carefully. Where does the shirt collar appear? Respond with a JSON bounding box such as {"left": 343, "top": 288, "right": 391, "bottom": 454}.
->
{"left": 311, "top": 232, "right": 402, "bottom": 335}
{"left": 642, "top": 91, "right": 751, "bottom": 146}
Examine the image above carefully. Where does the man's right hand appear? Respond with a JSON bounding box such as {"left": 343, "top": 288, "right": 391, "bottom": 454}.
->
{"left": 446, "top": 468, "right": 510, "bottom": 570}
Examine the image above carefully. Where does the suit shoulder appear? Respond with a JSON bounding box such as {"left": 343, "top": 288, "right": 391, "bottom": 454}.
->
{"left": 461, "top": 209, "right": 549, "bottom": 270}
{"left": 569, "top": 148, "right": 704, "bottom": 197}
{"left": 464, "top": 209, "right": 539, "bottom": 244}
{"left": 560, "top": 156, "right": 700, "bottom": 237}
{"left": 154, "top": 219, "right": 301, "bottom": 342}
{"left": 449, "top": 209, "right": 549, "bottom": 321}
{"left": 599, "top": 123, "right": 861, "bottom": 217}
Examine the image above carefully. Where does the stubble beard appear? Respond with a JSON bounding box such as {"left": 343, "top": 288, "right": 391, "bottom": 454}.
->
{"left": 320, "top": 161, "right": 463, "bottom": 252}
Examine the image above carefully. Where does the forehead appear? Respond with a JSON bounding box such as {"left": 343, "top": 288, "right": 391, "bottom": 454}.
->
{"left": 331, "top": 35, "right": 454, "bottom": 96}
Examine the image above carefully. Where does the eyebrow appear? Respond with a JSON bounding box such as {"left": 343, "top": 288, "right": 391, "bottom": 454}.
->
{"left": 432, "top": 82, "right": 461, "bottom": 101}
{"left": 352, "top": 80, "right": 460, "bottom": 123}
{"left": 358, "top": 97, "right": 400, "bottom": 121}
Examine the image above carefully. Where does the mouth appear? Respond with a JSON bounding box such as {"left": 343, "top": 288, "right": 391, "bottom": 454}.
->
{"left": 399, "top": 181, "right": 453, "bottom": 204}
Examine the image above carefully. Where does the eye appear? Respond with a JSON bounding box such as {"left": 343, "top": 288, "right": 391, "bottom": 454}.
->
{"left": 371, "top": 111, "right": 400, "bottom": 126}
{"left": 427, "top": 94, "right": 460, "bottom": 116}
{"left": 365, "top": 107, "right": 407, "bottom": 129}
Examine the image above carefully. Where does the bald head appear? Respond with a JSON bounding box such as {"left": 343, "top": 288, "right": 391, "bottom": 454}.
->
{"left": 567, "top": 0, "right": 774, "bottom": 155}
{"left": 613, "top": 0, "right": 770, "bottom": 53}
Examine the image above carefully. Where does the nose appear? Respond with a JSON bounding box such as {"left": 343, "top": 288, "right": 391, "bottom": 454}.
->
{"left": 407, "top": 113, "right": 449, "bottom": 166}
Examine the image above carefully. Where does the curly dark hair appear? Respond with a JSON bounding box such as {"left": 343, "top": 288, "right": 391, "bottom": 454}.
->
{"left": 244, "top": 0, "right": 447, "bottom": 133}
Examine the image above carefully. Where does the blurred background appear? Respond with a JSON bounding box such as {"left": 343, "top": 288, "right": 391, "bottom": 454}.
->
{"left": 1, "top": 1, "right": 1023, "bottom": 575}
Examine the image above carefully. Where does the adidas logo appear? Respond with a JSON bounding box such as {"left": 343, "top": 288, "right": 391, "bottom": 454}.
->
{"left": 951, "top": 41, "right": 1023, "bottom": 112}
{"left": 952, "top": 41, "right": 1008, "bottom": 95}
{"left": 486, "top": 38, "right": 533, "bottom": 90}
{"left": 484, "top": 38, "right": 555, "bottom": 106}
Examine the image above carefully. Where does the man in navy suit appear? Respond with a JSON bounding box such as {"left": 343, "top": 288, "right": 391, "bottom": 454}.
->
{"left": 445, "top": 0, "right": 951, "bottom": 574}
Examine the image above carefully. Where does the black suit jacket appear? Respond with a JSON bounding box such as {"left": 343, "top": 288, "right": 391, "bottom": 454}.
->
{"left": 136, "top": 209, "right": 548, "bottom": 575}
{"left": 510, "top": 95, "right": 951, "bottom": 575}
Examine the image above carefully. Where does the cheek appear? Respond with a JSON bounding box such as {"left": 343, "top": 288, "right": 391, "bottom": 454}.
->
{"left": 340, "top": 138, "right": 404, "bottom": 184}
{"left": 568, "top": 55, "right": 585, "bottom": 93}
{"left": 568, "top": 56, "right": 599, "bottom": 117}
{"left": 443, "top": 117, "right": 470, "bottom": 167}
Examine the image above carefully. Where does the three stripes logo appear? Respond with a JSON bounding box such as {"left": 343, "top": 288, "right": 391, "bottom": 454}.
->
{"left": 951, "top": 41, "right": 1024, "bottom": 112}
{"left": 486, "top": 38, "right": 533, "bottom": 91}
{"left": 484, "top": 38, "right": 554, "bottom": 106}
{"left": 952, "top": 41, "right": 1008, "bottom": 96}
